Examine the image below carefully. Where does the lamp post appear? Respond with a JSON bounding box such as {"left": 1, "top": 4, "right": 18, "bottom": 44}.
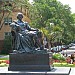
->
{"left": 49, "top": 23, "right": 54, "bottom": 51}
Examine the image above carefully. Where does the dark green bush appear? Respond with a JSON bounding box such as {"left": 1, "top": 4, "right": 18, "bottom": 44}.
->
{"left": 1, "top": 36, "right": 12, "bottom": 54}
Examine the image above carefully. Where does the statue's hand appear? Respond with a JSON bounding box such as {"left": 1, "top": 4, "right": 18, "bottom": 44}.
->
{"left": 36, "top": 28, "right": 39, "bottom": 32}
{"left": 15, "top": 25, "right": 21, "bottom": 32}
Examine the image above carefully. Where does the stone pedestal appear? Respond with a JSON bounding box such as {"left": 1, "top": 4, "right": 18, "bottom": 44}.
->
{"left": 8, "top": 53, "right": 54, "bottom": 71}
{"left": 0, "top": 67, "right": 71, "bottom": 75}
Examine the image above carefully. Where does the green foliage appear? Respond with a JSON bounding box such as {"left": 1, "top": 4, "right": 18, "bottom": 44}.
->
{"left": 52, "top": 53, "right": 65, "bottom": 61}
{"left": 29, "top": 0, "right": 75, "bottom": 44}
{"left": 1, "top": 0, "right": 75, "bottom": 45}
{"left": 1, "top": 36, "right": 12, "bottom": 54}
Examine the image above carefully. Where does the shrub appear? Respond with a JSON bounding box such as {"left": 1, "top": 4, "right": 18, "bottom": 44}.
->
{"left": 52, "top": 53, "right": 65, "bottom": 61}
{"left": 1, "top": 36, "right": 12, "bottom": 54}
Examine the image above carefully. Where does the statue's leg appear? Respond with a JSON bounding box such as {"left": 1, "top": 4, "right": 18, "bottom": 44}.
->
{"left": 22, "top": 35, "right": 33, "bottom": 48}
{"left": 24, "top": 34, "right": 34, "bottom": 47}
{"left": 17, "top": 34, "right": 34, "bottom": 52}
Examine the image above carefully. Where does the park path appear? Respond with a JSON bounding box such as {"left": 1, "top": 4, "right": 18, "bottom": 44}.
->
{"left": 69, "top": 68, "right": 75, "bottom": 75}
{"left": 0, "top": 55, "right": 9, "bottom": 58}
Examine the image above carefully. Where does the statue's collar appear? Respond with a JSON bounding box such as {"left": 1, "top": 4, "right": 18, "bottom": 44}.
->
{"left": 17, "top": 20, "right": 23, "bottom": 23}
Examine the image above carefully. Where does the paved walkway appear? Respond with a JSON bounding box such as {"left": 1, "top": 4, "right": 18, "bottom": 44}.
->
{"left": 70, "top": 68, "right": 75, "bottom": 75}
{"left": 0, "top": 65, "right": 74, "bottom": 75}
{"left": 0, "top": 67, "right": 71, "bottom": 75}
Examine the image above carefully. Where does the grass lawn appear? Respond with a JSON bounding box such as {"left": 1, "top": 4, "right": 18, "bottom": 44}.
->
{"left": 53, "top": 62, "right": 75, "bottom": 67}
{"left": 0, "top": 57, "right": 9, "bottom": 60}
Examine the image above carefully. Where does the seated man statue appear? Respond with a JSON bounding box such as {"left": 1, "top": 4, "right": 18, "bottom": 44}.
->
{"left": 10, "top": 12, "right": 44, "bottom": 53}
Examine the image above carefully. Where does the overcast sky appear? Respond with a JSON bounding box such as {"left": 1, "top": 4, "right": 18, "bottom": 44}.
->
{"left": 29, "top": 0, "right": 75, "bottom": 13}
{"left": 57, "top": 0, "right": 75, "bottom": 13}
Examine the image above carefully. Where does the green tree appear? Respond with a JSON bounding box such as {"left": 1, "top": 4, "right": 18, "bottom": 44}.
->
{"left": 29, "top": 0, "right": 75, "bottom": 45}
{"left": 1, "top": 0, "right": 75, "bottom": 45}
{"left": 0, "top": 1, "right": 13, "bottom": 30}
{"left": 0, "top": 0, "right": 31, "bottom": 30}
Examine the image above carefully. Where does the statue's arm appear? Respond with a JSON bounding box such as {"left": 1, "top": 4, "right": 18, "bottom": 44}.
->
{"left": 25, "top": 22, "right": 38, "bottom": 31}
{"left": 10, "top": 22, "right": 21, "bottom": 33}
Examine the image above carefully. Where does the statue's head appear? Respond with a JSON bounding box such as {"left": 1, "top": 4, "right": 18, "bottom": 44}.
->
{"left": 17, "top": 12, "right": 23, "bottom": 20}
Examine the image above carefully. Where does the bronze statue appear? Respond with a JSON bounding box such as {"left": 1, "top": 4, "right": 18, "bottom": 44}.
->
{"left": 10, "top": 13, "right": 46, "bottom": 53}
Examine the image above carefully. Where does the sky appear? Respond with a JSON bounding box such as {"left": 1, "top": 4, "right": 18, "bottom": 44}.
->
{"left": 57, "top": 0, "right": 75, "bottom": 13}
{"left": 29, "top": 0, "right": 75, "bottom": 13}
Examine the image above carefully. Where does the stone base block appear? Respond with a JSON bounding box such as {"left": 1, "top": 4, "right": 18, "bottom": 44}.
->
{"left": 8, "top": 65, "right": 51, "bottom": 71}
{"left": 8, "top": 53, "right": 53, "bottom": 71}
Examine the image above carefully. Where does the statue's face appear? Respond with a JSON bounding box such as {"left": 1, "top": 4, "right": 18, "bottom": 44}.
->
{"left": 17, "top": 14, "right": 23, "bottom": 20}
